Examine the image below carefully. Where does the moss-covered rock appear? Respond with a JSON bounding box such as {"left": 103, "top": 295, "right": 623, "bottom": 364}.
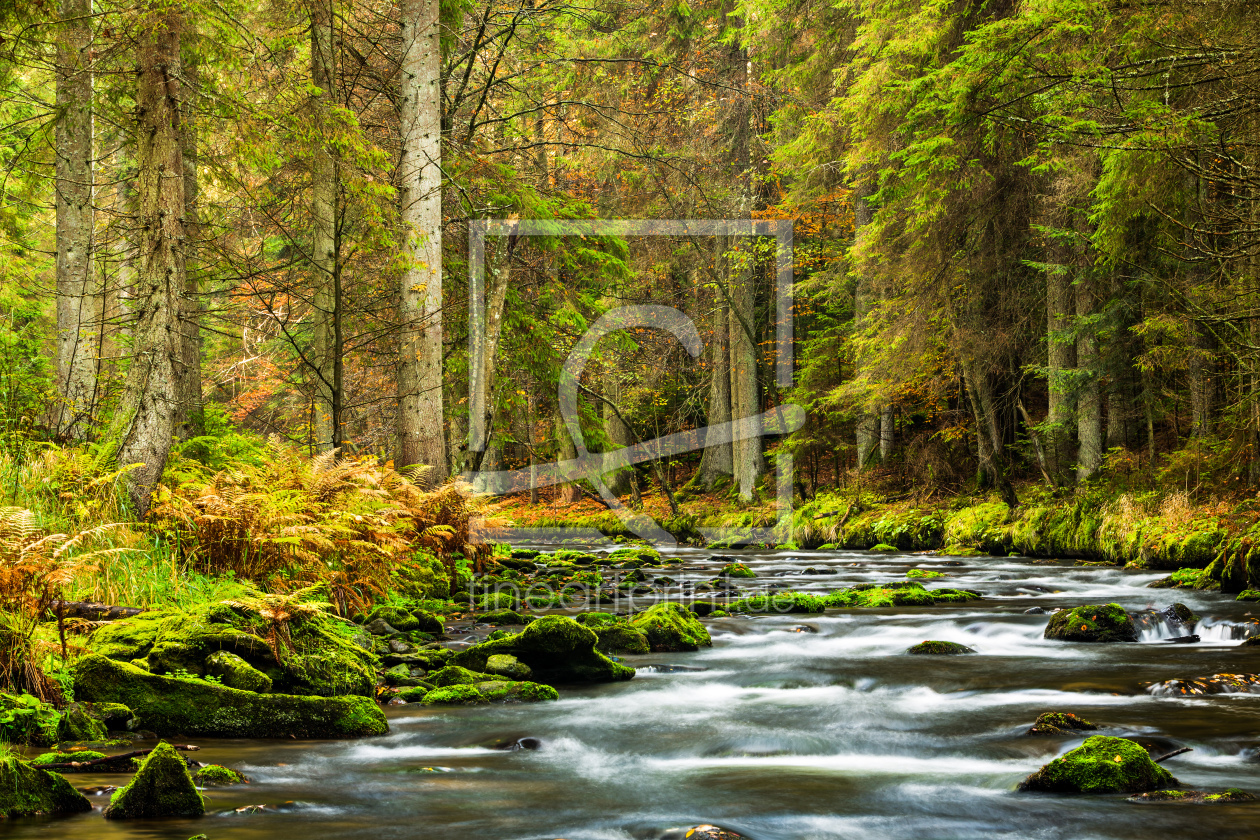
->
{"left": 451, "top": 615, "right": 634, "bottom": 684}
{"left": 484, "top": 654, "right": 532, "bottom": 680}
{"left": 1018, "top": 736, "right": 1175, "bottom": 794}
{"left": 906, "top": 568, "right": 946, "bottom": 579}
{"left": 57, "top": 702, "right": 108, "bottom": 742}
{"left": 395, "top": 685, "right": 431, "bottom": 702}
{"left": 104, "top": 741, "right": 204, "bottom": 819}
{"left": 824, "top": 582, "right": 979, "bottom": 608}
{"left": 870, "top": 543, "right": 897, "bottom": 552}
{"left": 906, "top": 640, "right": 974, "bottom": 655}
{"left": 594, "top": 623, "right": 650, "bottom": 654}
{"left": 0, "top": 756, "right": 91, "bottom": 817}
{"left": 31, "top": 750, "right": 107, "bottom": 767}
{"left": 480, "top": 609, "right": 532, "bottom": 625}
{"left": 1146, "top": 673, "right": 1260, "bottom": 695}
{"left": 73, "top": 654, "right": 388, "bottom": 739}
{"left": 1044, "top": 604, "right": 1138, "bottom": 643}
{"left": 90, "top": 702, "right": 136, "bottom": 730}
{"left": 365, "top": 605, "right": 419, "bottom": 632}
{"left": 427, "top": 665, "right": 492, "bottom": 686}
{"left": 421, "top": 684, "right": 486, "bottom": 705}
{"left": 630, "top": 603, "right": 713, "bottom": 651}
{"left": 88, "top": 601, "right": 376, "bottom": 697}
{"left": 1028, "top": 712, "right": 1099, "bottom": 735}
{"left": 719, "top": 562, "right": 756, "bottom": 578}
{"left": 204, "top": 650, "right": 272, "bottom": 693}
{"left": 476, "top": 680, "right": 559, "bottom": 702}
{"left": 192, "top": 764, "right": 248, "bottom": 787}
{"left": 729, "top": 592, "right": 826, "bottom": 614}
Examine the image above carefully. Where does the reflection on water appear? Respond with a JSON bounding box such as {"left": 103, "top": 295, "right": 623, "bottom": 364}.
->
{"left": 7, "top": 548, "right": 1260, "bottom": 839}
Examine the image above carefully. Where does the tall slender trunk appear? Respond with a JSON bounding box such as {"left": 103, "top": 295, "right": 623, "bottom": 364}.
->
{"left": 1076, "top": 273, "right": 1103, "bottom": 480}
{"left": 696, "top": 241, "right": 733, "bottom": 487}
{"left": 310, "top": 0, "right": 338, "bottom": 451}
{"left": 397, "top": 0, "right": 447, "bottom": 482}
{"left": 963, "top": 362, "right": 1018, "bottom": 507}
{"left": 555, "top": 413, "right": 579, "bottom": 504}
{"left": 55, "top": 0, "right": 97, "bottom": 439}
{"left": 853, "top": 178, "right": 879, "bottom": 469}
{"left": 1045, "top": 259, "right": 1075, "bottom": 479}
{"left": 602, "top": 364, "right": 632, "bottom": 496}
{"left": 174, "top": 43, "right": 202, "bottom": 440}
{"left": 111, "top": 4, "right": 185, "bottom": 517}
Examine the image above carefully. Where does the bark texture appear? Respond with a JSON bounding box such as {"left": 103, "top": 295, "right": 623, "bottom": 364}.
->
{"left": 310, "top": 0, "right": 339, "bottom": 451}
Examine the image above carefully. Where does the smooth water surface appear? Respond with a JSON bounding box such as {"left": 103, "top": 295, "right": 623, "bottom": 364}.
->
{"left": 8, "top": 549, "right": 1260, "bottom": 839}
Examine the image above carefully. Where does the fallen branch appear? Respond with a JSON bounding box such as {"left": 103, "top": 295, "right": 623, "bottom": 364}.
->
{"left": 49, "top": 601, "right": 145, "bottom": 621}
{"left": 1153, "top": 746, "right": 1193, "bottom": 763}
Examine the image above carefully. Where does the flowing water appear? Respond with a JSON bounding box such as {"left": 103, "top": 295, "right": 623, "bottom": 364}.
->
{"left": 9, "top": 548, "right": 1260, "bottom": 839}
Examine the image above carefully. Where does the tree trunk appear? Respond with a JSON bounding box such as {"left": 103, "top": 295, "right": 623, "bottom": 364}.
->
{"left": 397, "top": 0, "right": 447, "bottom": 483}
{"left": 555, "top": 413, "right": 579, "bottom": 504}
{"left": 1045, "top": 260, "right": 1075, "bottom": 479}
{"left": 55, "top": 0, "right": 98, "bottom": 439}
{"left": 963, "top": 362, "right": 1018, "bottom": 507}
{"left": 310, "top": 0, "right": 338, "bottom": 451}
{"left": 696, "top": 251, "right": 733, "bottom": 487}
{"left": 174, "top": 42, "right": 203, "bottom": 441}
{"left": 1076, "top": 274, "right": 1103, "bottom": 480}
{"left": 110, "top": 4, "right": 185, "bottom": 517}
{"left": 879, "top": 405, "right": 894, "bottom": 461}
{"left": 852, "top": 179, "right": 880, "bottom": 469}
{"left": 602, "top": 364, "right": 632, "bottom": 496}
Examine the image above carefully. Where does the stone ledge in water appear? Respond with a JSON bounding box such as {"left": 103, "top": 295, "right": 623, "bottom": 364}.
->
{"left": 906, "top": 640, "right": 974, "bottom": 655}
{"left": 825, "top": 582, "right": 980, "bottom": 608}
{"left": 104, "top": 741, "right": 204, "bottom": 819}
{"left": 193, "top": 764, "right": 248, "bottom": 787}
{"left": 421, "top": 680, "right": 558, "bottom": 705}
{"left": 1043, "top": 603, "right": 1138, "bottom": 642}
{"left": 1146, "top": 673, "right": 1260, "bottom": 696}
{"left": 1129, "top": 788, "right": 1256, "bottom": 804}
{"left": 1027, "top": 712, "right": 1099, "bottom": 736}
{"left": 1018, "top": 736, "right": 1175, "bottom": 794}
{"left": 72, "top": 654, "right": 388, "bottom": 739}
{"left": 0, "top": 756, "right": 92, "bottom": 817}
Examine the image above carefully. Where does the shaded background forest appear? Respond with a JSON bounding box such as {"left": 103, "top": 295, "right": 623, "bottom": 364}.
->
{"left": 1, "top": 0, "right": 1259, "bottom": 517}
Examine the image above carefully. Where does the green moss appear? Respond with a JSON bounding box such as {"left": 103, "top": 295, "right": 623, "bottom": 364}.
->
{"left": 193, "top": 764, "right": 248, "bottom": 786}
{"left": 428, "top": 665, "right": 492, "bottom": 687}
{"left": 484, "top": 653, "right": 532, "bottom": 679}
{"left": 478, "top": 592, "right": 522, "bottom": 611}
{"left": 104, "top": 741, "right": 204, "bottom": 819}
{"left": 475, "top": 680, "right": 559, "bottom": 703}
{"left": 1019, "top": 736, "right": 1175, "bottom": 794}
{"left": 593, "top": 624, "right": 650, "bottom": 654}
{"left": 575, "top": 611, "right": 621, "bottom": 628}
{"left": 421, "top": 684, "right": 487, "bottom": 705}
{"left": 906, "top": 640, "right": 974, "bottom": 655}
{"left": 481, "top": 609, "right": 532, "bottom": 625}
{"left": 1238, "top": 590, "right": 1260, "bottom": 602}
{"left": 31, "top": 750, "right": 106, "bottom": 766}
{"left": 1043, "top": 603, "right": 1138, "bottom": 643}
{"left": 824, "top": 582, "right": 976, "bottom": 608}
{"left": 630, "top": 603, "right": 713, "bottom": 650}
{"left": 73, "top": 654, "right": 388, "bottom": 739}
{"left": 729, "top": 592, "right": 826, "bottom": 614}
{"left": 720, "top": 562, "right": 756, "bottom": 578}
{"left": 365, "top": 605, "right": 419, "bottom": 632}
{"left": 204, "top": 650, "right": 272, "bottom": 693}
{"left": 451, "top": 615, "right": 634, "bottom": 684}
{"left": 0, "top": 756, "right": 91, "bottom": 817}
{"left": 907, "top": 568, "right": 946, "bottom": 579}
{"left": 57, "top": 702, "right": 108, "bottom": 742}
{"left": 870, "top": 543, "right": 897, "bottom": 552}
{"left": 395, "top": 685, "right": 431, "bottom": 702}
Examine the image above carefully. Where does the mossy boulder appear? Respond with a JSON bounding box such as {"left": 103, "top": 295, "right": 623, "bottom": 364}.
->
{"left": 73, "top": 654, "right": 388, "bottom": 739}
{"left": 0, "top": 756, "right": 91, "bottom": 817}
{"left": 594, "top": 623, "right": 650, "bottom": 654}
{"left": 365, "top": 605, "right": 419, "bottom": 632}
{"left": 870, "top": 543, "right": 897, "bottom": 552}
{"left": 719, "top": 562, "right": 756, "bottom": 578}
{"left": 729, "top": 592, "right": 826, "bottom": 614}
{"left": 31, "top": 750, "right": 107, "bottom": 767}
{"left": 88, "top": 602, "right": 376, "bottom": 697}
{"left": 1044, "top": 604, "right": 1138, "bottom": 643}
{"left": 630, "top": 603, "right": 712, "bottom": 651}
{"left": 421, "top": 680, "right": 558, "bottom": 705}
{"left": 57, "top": 702, "right": 108, "bottom": 742}
{"left": 825, "top": 582, "right": 978, "bottom": 608}
{"left": 104, "top": 741, "right": 204, "bottom": 819}
{"left": 428, "top": 665, "right": 492, "bottom": 687}
{"left": 1018, "top": 736, "right": 1175, "bottom": 794}
{"left": 451, "top": 615, "right": 634, "bottom": 684}
{"left": 204, "top": 650, "right": 272, "bottom": 693}
{"left": 1028, "top": 712, "right": 1099, "bottom": 736}
{"left": 421, "top": 684, "right": 486, "bottom": 705}
{"left": 575, "top": 611, "right": 622, "bottom": 627}
{"left": 906, "top": 640, "right": 974, "bottom": 655}
{"left": 907, "top": 568, "right": 946, "bottom": 579}
{"left": 192, "top": 764, "right": 248, "bottom": 787}
{"left": 484, "top": 654, "right": 532, "bottom": 680}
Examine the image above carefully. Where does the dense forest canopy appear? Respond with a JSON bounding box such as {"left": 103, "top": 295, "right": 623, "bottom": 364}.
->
{"left": 0, "top": 0, "right": 1258, "bottom": 516}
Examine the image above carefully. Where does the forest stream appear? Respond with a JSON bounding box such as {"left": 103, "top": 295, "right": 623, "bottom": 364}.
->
{"left": 8, "top": 546, "right": 1260, "bottom": 840}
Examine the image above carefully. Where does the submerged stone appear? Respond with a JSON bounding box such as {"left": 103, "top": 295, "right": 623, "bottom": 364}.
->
{"left": 1027, "top": 712, "right": 1099, "bottom": 736}
{"left": 0, "top": 756, "right": 92, "bottom": 817}
{"left": 192, "top": 764, "right": 248, "bottom": 787}
{"left": 104, "top": 741, "right": 204, "bottom": 819}
{"left": 73, "top": 654, "right": 388, "bottom": 739}
{"left": 1043, "top": 603, "right": 1138, "bottom": 643}
{"left": 906, "top": 640, "right": 974, "bottom": 655}
{"left": 1129, "top": 788, "right": 1257, "bottom": 804}
{"left": 1018, "top": 735, "right": 1175, "bottom": 794}
{"left": 452, "top": 615, "right": 634, "bottom": 684}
